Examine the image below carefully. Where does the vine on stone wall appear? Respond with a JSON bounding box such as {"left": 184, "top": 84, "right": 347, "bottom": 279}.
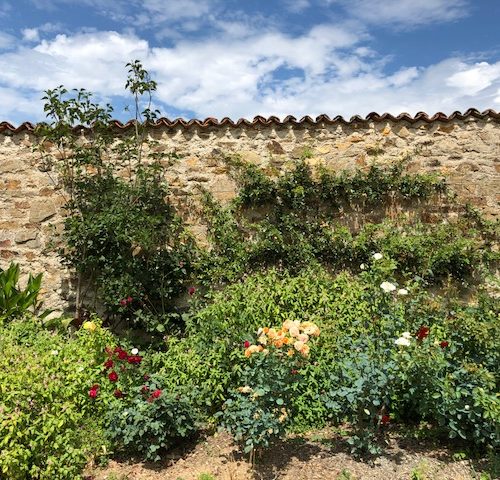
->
{"left": 198, "top": 156, "right": 499, "bottom": 291}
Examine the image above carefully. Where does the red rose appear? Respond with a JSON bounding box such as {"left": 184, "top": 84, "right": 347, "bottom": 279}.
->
{"left": 104, "top": 359, "right": 114, "bottom": 369}
{"left": 143, "top": 374, "right": 150, "bottom": 381}
{"left": 188, "top": 286, "right": 196, "bottom": 296}
{"left": 381, "top": 414, "right": 390, "bottom": 425}
{"left": 244, "top": 340, "right": 250, "bottom": 348}
{"left": 440, "top": 341, "right": 449, "bottom": 348}
{"left": 117, "top": 349, "right": 128, "bottom": 360}
{"left": 291, "top": 369, "right": 298, "bottom": 375}
{"left": 108, "top": 371, "right": 118, "bottom": 382}
{"left": 127, "top": 355, "right": 142, "bottom": 365}
{"left": 416, "top": 326, "right": 430, "bottom": 340}
{"left": 141, "top": 385, "right": 149, "bottom": 394}
{"left": 114, "top": 389, "right": 124, "bottom": 398}
{"left": 152, "top": 389, "right": 162, "bottom": 399}
{"left": 88, "top": 384, "right": 99, "bottom": 398}
{"left": 127, "top": 296, "right": 133, "bottom": 304}
{"left": 119, "top": 299, "right": 127, "bottom": 307}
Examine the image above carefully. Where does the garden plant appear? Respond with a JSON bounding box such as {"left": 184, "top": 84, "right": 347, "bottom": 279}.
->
{"left": 0, "top": 61, "right": 498, "bottom": 479}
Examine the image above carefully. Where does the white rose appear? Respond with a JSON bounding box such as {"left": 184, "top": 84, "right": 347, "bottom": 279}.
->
{"left": 464, "top": 405, "right": 470, "bottom": 411}
{"left": 131, "top": 348, "right": 139, "bottom": 355}
{"left": 395, "top": 337, "right": 411, "bottom": 347}
{"left": 397, "top": 288, "right": 409, "bottom": 296}
{"left": 380, "top": 281, "right": 396, "bottom": 293}
{"left": 372, "top": 253, "right": 383, "bottom": 260}
{"left": 360, "top": 263, "right": 366, "bottom": 270}
{"left": 402, "top": 332, "right": 411, "bottom": 339}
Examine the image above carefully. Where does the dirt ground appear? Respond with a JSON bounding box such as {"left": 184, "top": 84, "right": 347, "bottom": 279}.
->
{"left": 86, "top": 428, "right": 496, "bottom": 480}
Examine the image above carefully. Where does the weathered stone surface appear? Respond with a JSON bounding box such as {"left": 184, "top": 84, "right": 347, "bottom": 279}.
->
{"left": 0, "top": 118, "right": 499, "bottom": 312}
{"left": 240, "top": 150, "right": 262, "bottom": 165}
{"left": 396, "top": 126, "right": 410, "bottom": 138}
{"left": 29, "top": 201, "right": 57, "bottom": 223}
{"left": 0, "top": 159, "right": 21, "bottom": 173}
{"left": 267, "top": 140, "right": 285, "bottom": 154}
{"left": 15, "top": 229, "right": 38, "bottom": 244}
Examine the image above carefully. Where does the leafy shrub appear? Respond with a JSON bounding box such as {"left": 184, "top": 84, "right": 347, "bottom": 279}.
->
{"left": 216, "top": 319, "right": 320, "bottom": 455}
{"left": 151, "top": 259, "right": 499, "bottom": 455}
{"left": 0, "top": 263, "right": 48, "bottom": 324}
{"left": 149, "top": 266, "right": 378, "bottom": 430}
{"left": 60, "top": 162, "right": 197, "bottom": 333}
{"left": 0, "top": 317, "right": 115, "bottom": 480}
{"left": 199, "top": 158, "right": 498, "bottom": 288}
{"left": 105, "top": 381, "right": 197, "bottom": 461}
{"left": 35, "top": 62, "right": 198, "bottom": 333}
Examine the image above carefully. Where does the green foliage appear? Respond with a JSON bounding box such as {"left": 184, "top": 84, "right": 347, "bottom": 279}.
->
{"left": 35, "top": 62, "right": 197, "bottom": 332}
{"left": 0, "top": 263, "right": 48, "bottom": 324}
{"left": 216, "top": 320, "right": 319, "bottom": 454}
{"left": 150, "top": 261, "right": 499, "bottom": 455}
{"left": 0, "top": 317, "right": 116, "bottom": 480}
{"left": 105, "top": 381, "right": 197, "bottom": 461}
{"left": 60, "top": 161, "right": 197, "bottom": 332}
{"left": 200, "top": 158, "right": 498, "bottom": 288}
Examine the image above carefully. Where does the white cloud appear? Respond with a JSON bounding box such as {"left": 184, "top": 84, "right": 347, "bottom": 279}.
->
{"left": 0, "top": 27, "right": 498, "bottom": 124}
{"left": 0, "top": 31, "right": 149, "bottom": 94}
{"left": 0, "top": 1, "right": 11, "bottom": 17}
{"left": 447, "top": 62, "right": 500, "bottom": 95}
{"left": 328, "top": 0, "right": 469, "bottom": 27}
{"left": 283, "top": 0, "right": 311, "bottom": 13}
{"left": 21, "top": 23, "right": 63, "bottom": 43}
{"left": 29, "top": 0, "right": 218, "bottom": 29}
{"left": 22, "top": 28, "right": 40, "bottom": 42}
{"left": 0, "top": 31, "right": 15, "bottom": 49}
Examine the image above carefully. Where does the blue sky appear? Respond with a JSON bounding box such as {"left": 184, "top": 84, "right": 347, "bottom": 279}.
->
{"left": 0, "top": 0, "right": 499, "bottom": 123}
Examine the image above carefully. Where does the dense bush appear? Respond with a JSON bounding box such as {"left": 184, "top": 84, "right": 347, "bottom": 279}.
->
{"left": 199, "top": 158, "right": 498, "bottom": 288}
{"left": 35, "top": 63, "right": 198, "bottom": 333}
{"left": 0, "top": 317, "right": 115, "bottom": 479}
{"left": 105, "top": 381, "right": 197, "bottom": 461}
{"left": 216, "top": 319, "right": 321, "bottom": 455}
{"left": 150, "top": 260, "right": 499, "bottom": 453}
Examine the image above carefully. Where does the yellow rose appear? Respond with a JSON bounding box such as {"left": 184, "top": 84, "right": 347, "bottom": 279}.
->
{"left": 238, "top": 386, "right": 253, "bottom": 394}
{"left": 82, "top": 321, "right": 97, "bottom": 332}
{"left": 294, "top": 340, "right": 305, "bottom": 352}
{"left": 267, "top": 328, "right": 278, "bottom": 339}
{"left": 301, "top": 321, "right": 320, "bottom": 337}
{"left": 244, "top": 345, "right": 261, "bottom": 357}
{"left": 289, "top": 326, "right": 300, "bottom": 338}
{"left": 297, "top": 333, "right": 309, "bottom": 343}
{"left": 299, "top": 344, "right": 310, "bottom": 357}
{"left": 287, "top": 348, "right": 295, "bottom": 357}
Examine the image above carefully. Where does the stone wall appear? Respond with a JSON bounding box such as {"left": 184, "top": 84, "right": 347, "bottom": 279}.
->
{"left": 1, "top": 111, "right": 499, "bottom": 313}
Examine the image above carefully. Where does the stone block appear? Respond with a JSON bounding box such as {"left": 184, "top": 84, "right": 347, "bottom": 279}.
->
{"left": 267, "top": 140, "right": 285, "bottom": 154}
{"left": 29, "top": 201, "right": 57, "bottom": 223}
{"left": 15, "top": 229, "right": 38, "bottom": 244}
{"left": 239, "top": 150, "right": 262, "bottom": 165}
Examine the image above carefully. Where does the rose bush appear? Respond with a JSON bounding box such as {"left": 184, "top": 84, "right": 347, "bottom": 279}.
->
{"left": 216, "top": 319, "right": 321, "bottom": 456}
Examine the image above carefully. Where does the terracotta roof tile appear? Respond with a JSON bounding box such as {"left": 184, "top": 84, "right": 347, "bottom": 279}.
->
{"left": 0, "top": 109, "right": 498, "bottom": 134}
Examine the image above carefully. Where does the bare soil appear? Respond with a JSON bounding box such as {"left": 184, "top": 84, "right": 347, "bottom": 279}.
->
{"left": 86, "top": 428, "right": 495, "bottom": 480}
